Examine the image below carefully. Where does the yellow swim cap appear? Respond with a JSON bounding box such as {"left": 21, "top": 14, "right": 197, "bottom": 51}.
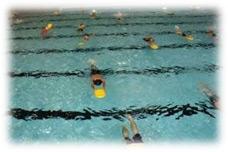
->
{"left": 46, "top": 23, "right": 53, "bottom": 30}
{"left": 94, "top": 88, "right": 106, "bottom": 98}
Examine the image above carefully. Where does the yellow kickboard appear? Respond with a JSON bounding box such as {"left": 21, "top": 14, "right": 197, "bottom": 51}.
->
{"left": 185, "top": 35, "right": 193, "bottom": 41}
{"left": 94, "top": 88, "right": 106, "bottom": 98}
{"left": 150, "top": 43, "right": 159, "bottom": 49}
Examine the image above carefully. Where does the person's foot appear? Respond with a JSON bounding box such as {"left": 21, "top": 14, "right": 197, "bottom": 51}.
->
{"left": 126, "top": 114, "right": 134, "bottom": 121}
{"left": 175, "top": 25, "right": 180, "bottom": 30}
{"left": 198, "top": 82, "right": 213, "bottom": 96}
{"left": 175, "top": 25, "right": 182, "bottom": 35}
{"left": 122, "top": 126, "right": 129, "bottom": 138}
{"left": 87, "top": 59, "right": 96, "bottom": 65}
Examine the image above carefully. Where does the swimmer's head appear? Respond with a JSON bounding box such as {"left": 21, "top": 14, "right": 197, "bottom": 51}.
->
{"left": 93, "top": 79, "right": 102, "bottom": 86}
{"left": 83, "top": 34, "right": 90, "bottom": 41}
{"left": 92, "top": 9, "right": 96, "bottom": 13}
{"left": 46, "top": 23, "right": 54, "bottom": 30}
{"left": 79, "top": 23, "right": 85, "bottom": 27}
{"left": 143, "top": 38, "right": 149, "bottom": 42}
{"left": 91, "top": 10, "right": 97, "bottom": 18}
{"left": 78, "top": 23, "right": 85, "bottom": 31}
{"left": 84, "top": 33, "right": 89, "bottom": 37}
{"left": 143, "top": 36, "right": 152, "bottom": 42}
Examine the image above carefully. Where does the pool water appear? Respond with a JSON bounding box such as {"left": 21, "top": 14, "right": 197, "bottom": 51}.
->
{"left": 9, "top": 9, "right": 218, "bottom": 143}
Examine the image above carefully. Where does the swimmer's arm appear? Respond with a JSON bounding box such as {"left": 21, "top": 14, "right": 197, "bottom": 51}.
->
{"left": 102, "top": 80, "right": 106, "bottom": 88}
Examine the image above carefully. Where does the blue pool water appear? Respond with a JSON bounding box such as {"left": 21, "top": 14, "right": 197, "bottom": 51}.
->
{"left": 10, "top": 9, "right": 218, "bottom": 143}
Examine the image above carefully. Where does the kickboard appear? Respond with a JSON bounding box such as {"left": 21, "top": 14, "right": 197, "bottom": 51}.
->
{"left": 185, "top": 35, "right": 193, "bottom": 41}
{"left": 94, "top": 88, "right": 106, "bottom": 98}
{"left": 150, "top": 43, "right": 159, "bottom": 49}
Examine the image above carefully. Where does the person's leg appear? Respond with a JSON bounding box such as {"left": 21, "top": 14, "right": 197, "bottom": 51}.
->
{"left": 199, "top": 82, "right": 215, "bottom": 97}
{"left": 198, "top": 82, "right": 219, "bottom": 109}
{"left": 91, "top": 64, "right": 97, "bottom": 71}
{"left": 126, "top": 114, "right": 143, "bottom": 143}
{"left": 87, "top": 59, "right": 96, "bottom": 70}
{"left": 175, "top": 25, "right": 182, "bottom": 35}
{"left": 127, "top": 114, "right": 139, "bottom": 135}
{"left": 122, "top": 126, "right": 132, "bottom": 144}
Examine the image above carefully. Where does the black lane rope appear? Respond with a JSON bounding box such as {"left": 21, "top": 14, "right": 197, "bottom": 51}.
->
{"left": 13, "top": 14, "right": 215, "bottom": 25}
{"left": 11, "top": 30, "right": 209, "bottom": 40}
{"left": 9, "top": 100, "right": 216, "bottom": 121}
{"left": 12, "top": 20, "right": 213, "bottom": 31}
{"left": 11, "top": 43, "right": 216, "bottom": 55}
{"left": 10, "top": 64, "right": 218, "bottom": 78}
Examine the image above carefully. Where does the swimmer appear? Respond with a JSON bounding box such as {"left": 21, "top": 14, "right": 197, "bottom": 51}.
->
{"left": 143, "top": 35, "right": 159, "bottom": 49}
{"left": 198, "top": 82, "right": 219, "bottom": 109}
{"left": 207, "top": 27, "right": 216, "bottom": 38}
{"left": 11, "top": 12, "right": 19, "bottom": 20}
{"left": 175, "top": 25, "right": 193, "bottom": 41}
{"left": 78, "top": 34, "right": 90, "bottom": 47}
{"left": 53, "top": 10, "right": 61, "bottom": 16}
{"left": 122, "top": 114, "right": 143, "bottom": 144}
{"left": 83, "top": 33, "right": 90, "bottom": 41}
{"left": 40, "top": 23, "right": 54, "bottom": 39}
{"left": 78, "top": 23, "right": 86, "bottom": 32}
{"left": 114, "top": 12, "right": 124, "bottom": 22}
{"left": 13, "top": 18, "right": 23, "bottom": 24}
{"left": 11, "top": 13, "right": 23, "bottom": 25}
{"left": 162, "top": 6, "right": 175, "bottom": 16}
{"left": 143, "top": 35, "right": 155, "bottom": 43}
{"left": 90, "top": 9, "right": 97, "bottom": 19}
{"left": 89, "top": 59, "right": 106, "bottom": 97}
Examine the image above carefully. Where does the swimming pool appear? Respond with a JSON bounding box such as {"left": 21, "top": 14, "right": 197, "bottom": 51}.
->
{"left": 9, "top": 9, "right": 218, "bottom": 143}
